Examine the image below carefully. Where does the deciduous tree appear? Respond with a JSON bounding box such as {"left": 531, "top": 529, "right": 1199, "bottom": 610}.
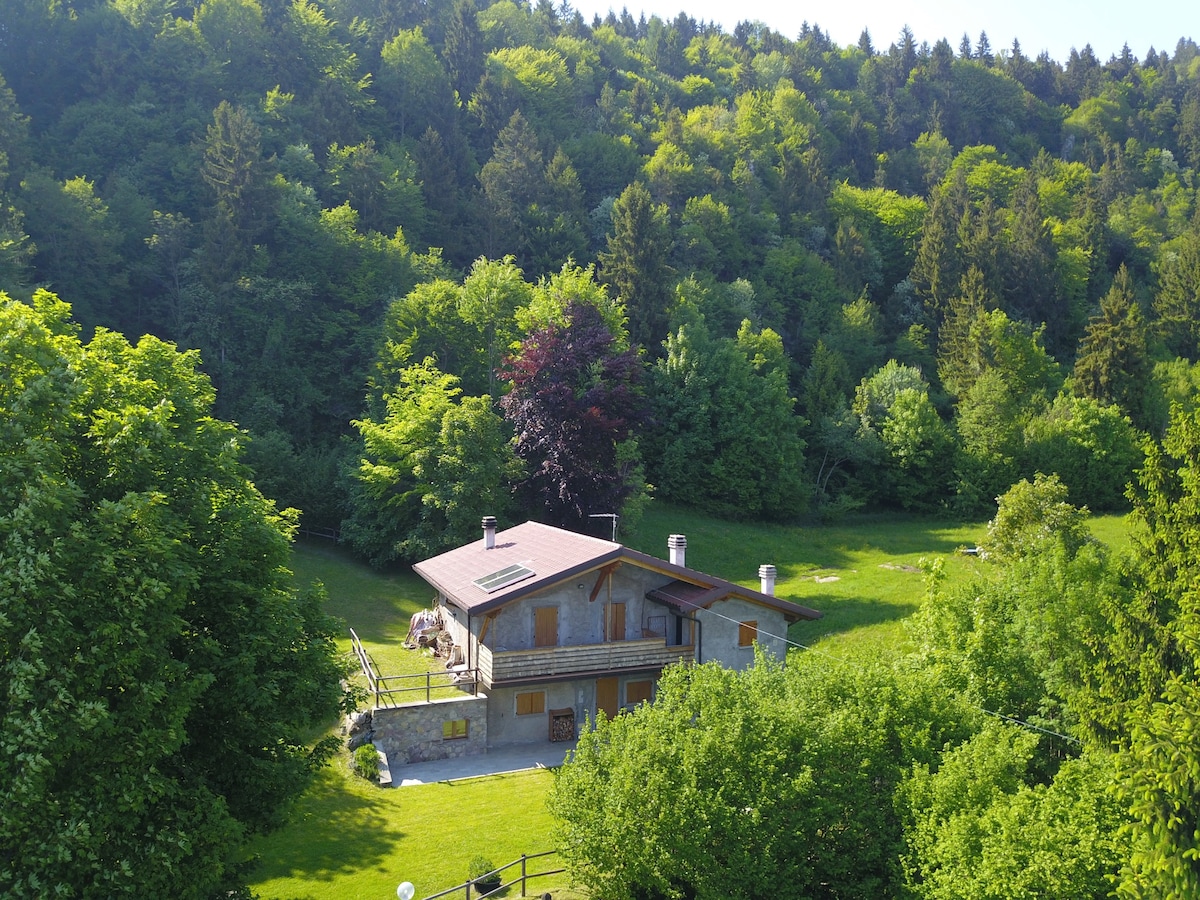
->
{"left": 0, "top": 291, "right": 348, "bottom": 899}
{"left": 499, "top": 299, "right": 647, "bottom": 530}
{"left": 344, "top": 357, "right": 519, "bottom": 565}
{"left": 551, "top": 652, "right": 974, "bottom": 900}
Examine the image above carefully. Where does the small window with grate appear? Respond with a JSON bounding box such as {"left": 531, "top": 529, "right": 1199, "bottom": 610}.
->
{"left": 625, "top": 680, "right": 653, "bottom": 706}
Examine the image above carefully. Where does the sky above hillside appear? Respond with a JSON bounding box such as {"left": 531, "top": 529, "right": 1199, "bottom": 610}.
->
{"left": 569, "top": 0, "right": 1193, "bottom": 66}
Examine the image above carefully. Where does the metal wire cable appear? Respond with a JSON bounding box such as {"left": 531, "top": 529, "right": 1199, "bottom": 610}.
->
{"left": 651, "top": 585, "right": 1082, "bottom": 746}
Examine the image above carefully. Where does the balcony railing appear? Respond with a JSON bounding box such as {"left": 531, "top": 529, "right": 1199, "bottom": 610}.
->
{"left": 476, "top": 637, "right": 692, "bottom": 685}
{"left": 350, "top": 627, "right": 479, "bottom": 707}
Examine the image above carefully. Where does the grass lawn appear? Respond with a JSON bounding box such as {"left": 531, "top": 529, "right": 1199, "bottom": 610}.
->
{"left": 627, "top": 504, "right": 991, "bottom": 652}
{"left": 251, "top": 536, "right": 585, "bottom": 900}
{"left": 289, "top": 536, "right": 434, "bottom": 678}
{"left": 249, "top": 762, "right": 583, "bottom": 900}
{"left": 248, "top": 504, "right": 1133, "bottom": 900}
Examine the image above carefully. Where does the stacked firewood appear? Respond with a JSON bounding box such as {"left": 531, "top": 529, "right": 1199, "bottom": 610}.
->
{"left": 549, "top": 710, "right": 575, "bottom": 742}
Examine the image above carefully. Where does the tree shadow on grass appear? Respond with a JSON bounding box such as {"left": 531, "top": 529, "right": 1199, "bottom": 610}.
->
{"left": 291, "top": 537, "right": 432, "bottom": 648}
{"left": 789, "top": 596, "right": 921, "bottom": 644}
{"left": 248, "top": 766, "right": 407, "bottom": 885}
{"left": 632, "top": 503, "right": 985, "bottom": 579}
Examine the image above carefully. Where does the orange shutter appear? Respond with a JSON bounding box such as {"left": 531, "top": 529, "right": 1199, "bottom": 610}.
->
{"left": 516, "top": 691, "right": 545, "bottom": 715}
{"left": 534, "top": 607, "right": 558, "bottom": 647}
{"left": 608, "top": 602, "right": 626, "bottom": 641}
{"left": 596, "top": 677, "right": 618, "bottom": 718}
{"left": 625, "top": 680, "right": 653, "bottom": 705}
{"left": 738, "top": 620, "right": 758, "bottom": 647}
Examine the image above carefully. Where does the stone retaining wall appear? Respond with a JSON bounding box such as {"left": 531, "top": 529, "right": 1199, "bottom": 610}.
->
{"left": 371, "top": 695, "right": 488, "bottom": 765}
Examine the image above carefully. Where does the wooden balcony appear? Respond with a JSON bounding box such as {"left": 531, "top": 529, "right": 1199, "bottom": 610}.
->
{"left": 477, "top": 638, "right": 693, "bottom": 686}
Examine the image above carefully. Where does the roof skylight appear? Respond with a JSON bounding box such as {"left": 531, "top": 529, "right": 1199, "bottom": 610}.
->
{"left": 473, "top": 562, "right": 535, "bottom": 593}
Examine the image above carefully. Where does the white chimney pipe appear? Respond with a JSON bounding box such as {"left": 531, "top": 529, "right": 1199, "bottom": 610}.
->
{"left": 482, "top": 516, "right": 497, "bottom": 550}
{"left": 758, "top": 564, "right": 777, "bottom": 596}
{"left": 668, "top": 534, "right": 686, "bottom": 567}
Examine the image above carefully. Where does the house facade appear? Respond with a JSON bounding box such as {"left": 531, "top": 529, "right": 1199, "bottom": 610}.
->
{"left": 373, "top": 517, "right": 820, "bottom": 765}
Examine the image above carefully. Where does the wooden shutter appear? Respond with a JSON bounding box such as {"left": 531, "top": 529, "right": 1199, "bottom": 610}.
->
{"left": 607, "top": 602, "right": 626, "bottom": 641}
{"left": 625, "top": 680, "right": 653, "bottom": 705}
{"left": 596, "top": 677, "right": 619, "bottom": 718}
{"left": 534, "top": 606, "right": 558, "bottom": 647}
{"left": 738, "top": 620, "right": 758, "bottom": 647}
{"left": 516, "top": 691, "right": 545, "bottom": 716}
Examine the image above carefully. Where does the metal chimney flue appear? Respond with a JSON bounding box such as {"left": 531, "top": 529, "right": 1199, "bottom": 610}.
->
{"left": 482, "top": 516, "right": 497, "bottom": 550}
{"left": 759, "top": 564, "right": 777, "bottom": 596}
{"left": 668, "top": 534, "right": 687, "bottom": 567}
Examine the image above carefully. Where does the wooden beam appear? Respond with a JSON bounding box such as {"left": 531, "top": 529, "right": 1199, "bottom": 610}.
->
{"left": 588, "top": 562, "right": 621, "bottom": 602}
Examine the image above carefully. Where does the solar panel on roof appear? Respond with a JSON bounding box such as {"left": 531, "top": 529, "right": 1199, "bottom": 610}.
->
{"left": 473, "top": 562, "right": 535, "bottom": 593}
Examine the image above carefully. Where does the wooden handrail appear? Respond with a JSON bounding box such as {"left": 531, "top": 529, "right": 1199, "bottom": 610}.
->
{"left": 419, "top": 850, "right": 564, "bottom": 900}
{"left": 349, "top": 629, "right": 480, "bottom": 706}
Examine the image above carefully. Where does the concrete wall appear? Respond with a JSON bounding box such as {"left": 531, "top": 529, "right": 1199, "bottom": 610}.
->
{"left": 482, "top": 582, "right": 601, "bottom": 651}
{"left": 370, "top": 674, "right": 664, "bottom": 753}
{"left": 433, "top": 565, "right": 792, "bottom": 675}
{"left": 372, "top": 695, "right": 488, "bottom": 765}
{"left": 485, "top": 680, "right": 581, "bottom": 746}
{"left": 439, "top": 602, "right": 470, "bottom": 650}
{"left": 449, "top": 565, "right": 694, "bottom": 654}
{"left": 483, "top": 673, "right": 661, "bottom": 745}
{"left": 696, "top": 597, "right": 790, "bottom": 669}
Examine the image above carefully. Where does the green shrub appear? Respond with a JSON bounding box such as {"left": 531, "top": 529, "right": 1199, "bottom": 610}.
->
{"left": 467, "top": 855, "right": 500, "bottom": 893}
{"left": 352, "top": 743, "right": 380, "bottom": 781}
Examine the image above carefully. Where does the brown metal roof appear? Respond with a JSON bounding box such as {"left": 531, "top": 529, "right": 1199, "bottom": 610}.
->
{"left": 412, "top": 521, "right": 623, "bottom": 614}
{"left": 646, "top": 580, "right": 724, "bottom": 612}
{"left": 412, "top": 521, "right": 822, "bottom": 622}
{"left": 634, "top": 556, "right": 822, "bottom": 623}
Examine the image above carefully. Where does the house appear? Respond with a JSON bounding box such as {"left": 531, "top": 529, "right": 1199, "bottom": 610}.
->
{"left": 369, "top": 517, "right": 820, "bottom": 766}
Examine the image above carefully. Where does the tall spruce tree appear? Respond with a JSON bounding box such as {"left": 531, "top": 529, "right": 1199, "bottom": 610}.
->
{"left": 1073, "top": 265, "right": 1150, "bottom": 426}
{"left": 442, "top": 0, "right": 484, "bottom": 104}
{"left": 598, "top": 181, "right": 673, "bottom": 354}
{"left": 1153, "top": 215, "right": 1200, "bottom": 359}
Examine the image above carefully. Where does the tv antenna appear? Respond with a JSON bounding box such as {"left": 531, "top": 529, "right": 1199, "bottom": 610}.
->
{"left": 589, "top": 513, "right": 619, "bottom": 541}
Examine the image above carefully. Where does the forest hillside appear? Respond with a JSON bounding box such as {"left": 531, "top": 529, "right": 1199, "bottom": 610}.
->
{"left": 1, "top": 1, "right": 1199, "bottom": 547}
{"left": 6, "top": 6, "right": 1200, "bottom": 896}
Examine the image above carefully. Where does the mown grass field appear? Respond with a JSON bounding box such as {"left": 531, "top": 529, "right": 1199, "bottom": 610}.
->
{"left": 248, "top": 504, "right": 1132, "bottom": 900}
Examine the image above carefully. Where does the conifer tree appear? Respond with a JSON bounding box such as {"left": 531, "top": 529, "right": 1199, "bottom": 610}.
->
{"left": 1153, "top": 215, "right": 1200, "bottom": 359}
{"left": 598, "top": 181, "right": 673, "bottom": 353}
{"left": 1073, "top": 265, "right": 1150, "bottom": 425}
{"left": 910, "top": 174, "right": 967, "bottom": 337}
{"left": 442, "top": 0, "right": 484, "bottom": 103}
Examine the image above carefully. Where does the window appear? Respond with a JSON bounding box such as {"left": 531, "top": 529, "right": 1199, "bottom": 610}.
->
{"left": 534, "top": 606, "right": 558, "bottom": 647}
{"left": 516, "top": 690, "right": 546, "bottom": 716}
{"left": 443, "top": 718, "right": 468, "bottom": 740}
{"left": 625, "top": 680, "right": 653, "bottom": 706}
{"left": 738, "top": 620, "right": 758, "bottom": 647}
{"left": 644, "top": 615, "right": 666, "bottom": 638}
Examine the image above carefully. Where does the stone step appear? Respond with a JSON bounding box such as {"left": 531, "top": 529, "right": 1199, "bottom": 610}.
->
{"left": 372, "top": 741, "right": 393, "bottom": 787}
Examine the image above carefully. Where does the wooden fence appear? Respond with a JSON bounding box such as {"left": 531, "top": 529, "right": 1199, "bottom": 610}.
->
{"left": 349, "top": 627, "right": 480, "bottom": 707}
{"left": 420, "top": 850, "right": 564, "bottom": 900}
